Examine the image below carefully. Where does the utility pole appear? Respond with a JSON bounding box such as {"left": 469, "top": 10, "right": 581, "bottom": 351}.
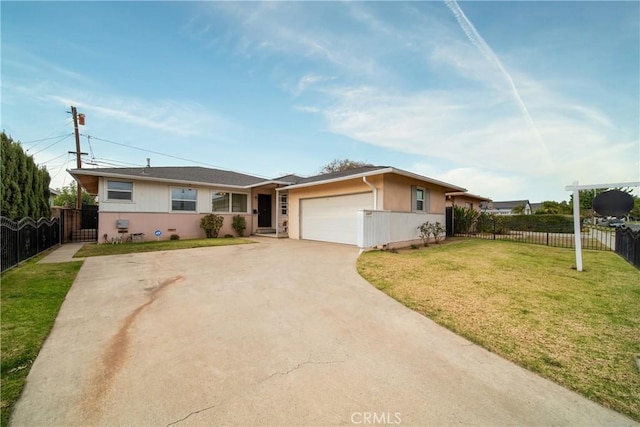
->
{"left": 70, "top": 106, "right": 85, "bottom": 209}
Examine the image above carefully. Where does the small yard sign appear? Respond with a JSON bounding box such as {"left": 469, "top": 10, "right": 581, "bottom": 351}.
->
{"left": 565, "top": 180, "right": 640, "bottom": 272}
{"left": 154, "top": 230, "right": 161, "bottom": 240}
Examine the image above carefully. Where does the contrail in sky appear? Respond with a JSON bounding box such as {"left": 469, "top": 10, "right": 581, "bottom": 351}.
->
{"left": 444, "top": 0, "right": 551, "bottom": 160}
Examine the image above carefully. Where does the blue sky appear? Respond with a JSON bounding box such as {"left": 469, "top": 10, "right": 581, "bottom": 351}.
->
{"left": 2, "top": 1, "right": 638, "bottom": 202}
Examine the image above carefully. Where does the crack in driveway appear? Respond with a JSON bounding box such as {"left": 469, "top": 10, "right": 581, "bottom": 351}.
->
{"left": 261, "top": 358, "right": 346, "bottom": 382}
{"left": 165, "top": 402, "right": 221, "bottom": 427}
{"left": 164, "top": 358, "right": 345, "bottom": 426}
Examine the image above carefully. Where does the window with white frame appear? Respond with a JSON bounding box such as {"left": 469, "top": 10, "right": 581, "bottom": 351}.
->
{"left": 171, "top": 187, "right": 197, "bottom": 211}
{"left": 212, "top": 192, "right": 229, "bottom": 212}
{"left": 212, "top": 191, "right": 248, "bottom": 213}
{"left": 280, "top": 194, "right": 288, "bottom": 215}
{"left": 231, "top": 193, "right": 248, "bottom": 213}
{"left": 107, "top": 180, "right": 133, "bottom": 201}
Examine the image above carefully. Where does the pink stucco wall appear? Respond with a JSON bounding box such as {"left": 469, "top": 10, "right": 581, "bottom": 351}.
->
{"left": 98, "top": 212, "right": 252, "bottom": 243}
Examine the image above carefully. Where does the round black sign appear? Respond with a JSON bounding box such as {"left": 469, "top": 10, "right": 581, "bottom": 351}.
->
{"left": 592, "top": 190, "right": 634, "bottom": 217}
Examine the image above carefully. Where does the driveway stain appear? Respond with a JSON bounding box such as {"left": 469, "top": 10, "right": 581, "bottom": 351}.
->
{"left": 82, "top": 275, "right": 184, "bottom": 421}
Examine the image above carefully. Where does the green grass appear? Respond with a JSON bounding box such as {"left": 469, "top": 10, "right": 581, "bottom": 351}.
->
{"left": 75, "top": 237, "right": 255, "bottom": 257}
{"left": 357, "top": 239, "right": 640, "bottom": 421}
{"left": 1, "top": 258, "right": 83, "bottom": 427}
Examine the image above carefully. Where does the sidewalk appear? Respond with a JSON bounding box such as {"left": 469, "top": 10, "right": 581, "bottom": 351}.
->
{"left": 38, "top": 243, "right": 85, "bottom": 263}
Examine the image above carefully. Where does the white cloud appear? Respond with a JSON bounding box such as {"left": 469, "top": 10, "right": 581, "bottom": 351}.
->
{"left": 294, "top": 105, "right": 321, "bottom": 114}
{"left": 42, "top": 90, "right": 236, "bottom": 137}
{"left": 411, "top": 163, "right": 526, "bottom": 200}
{"left": 312, "top": 83, "right": 637, "bottom": 197}
{"left": 318, "top": 86, "right": 550, "bottom": 172}
{"left": 48, "top": 94, "right": 229, "bottom": 138}
{"left": 283, "top": 73, "right": 334, "bottom": 96}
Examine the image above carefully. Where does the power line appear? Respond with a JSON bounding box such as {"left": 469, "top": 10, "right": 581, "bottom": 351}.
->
{"left": 85, "top": 134, "right": 225, "bottom": 169}
{"left": 92, "top": 157, "right": 144, "bottom": 167}
{"left": 21, "top": 133, "right": 73, "bottom": 146}
{"left": 83, "top": 134, "right": 273, "bottom": 179}
{"left": 30, "top": 134, "right": 73, "bottom": 156}
{"left": 40, "top": 152, "right": 69, "bottom": 165}
{"left": 86, "top": 159, "right": 143, "bottom": 168}
{"left": 50, "top": 152, "right": 72, "bottom": 182}
{"left": 86, "top": 135, "right": 95, "bottom": 161}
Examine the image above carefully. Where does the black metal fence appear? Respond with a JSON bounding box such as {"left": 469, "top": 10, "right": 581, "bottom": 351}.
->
{"left": 615, "top": 226, "right": 640, "bottom": 269}
{"left": 456, "top": 227, "right": 615, "bottom": 251}
{"left": 1, "top": 216, "right": 61, "bottom": 273}
{"left": 454, "top": 213, "right": 615, "bottom": 251}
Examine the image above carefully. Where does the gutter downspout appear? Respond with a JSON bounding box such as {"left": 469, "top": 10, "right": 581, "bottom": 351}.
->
{"left": 275, "top": 187, "right": 280, "bottom": 238}
{"left": 363, "top": 176, "right": 377, "bottom": 210}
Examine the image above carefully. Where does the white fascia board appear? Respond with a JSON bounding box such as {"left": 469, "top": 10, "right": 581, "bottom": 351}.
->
{"left": 67, "top": 169, "right": 247, "bottom": 190}
{"left": 279, "top": 168, "right": 393, "bottom": 190}
{"left": 243, "top": 180, "right": 294, "bottom": 189}
{"left": 446, "top": 191, "right": 491, "bottom": 201}
{"left": 280, "top": 167, "right": 467, "bottom": 192}
{"left": 390, "top": 168, "right": 467, "bottom": 192}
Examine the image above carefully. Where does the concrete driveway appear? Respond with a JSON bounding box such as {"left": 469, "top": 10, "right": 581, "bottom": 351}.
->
{"left": 11, "top": 239, "right": 636, "bottom": 426}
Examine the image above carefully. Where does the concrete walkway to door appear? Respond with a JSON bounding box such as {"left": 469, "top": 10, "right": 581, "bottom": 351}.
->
{"left": 11, "top": 238, "right": 637, "bottom": 426}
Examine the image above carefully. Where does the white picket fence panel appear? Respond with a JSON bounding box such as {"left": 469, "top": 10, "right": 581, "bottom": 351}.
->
{"left": 357, "top": 210, "right": 445, "bottom": 249}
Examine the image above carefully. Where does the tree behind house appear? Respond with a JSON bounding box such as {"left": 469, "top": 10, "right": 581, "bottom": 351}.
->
{"left": 319, "top": 159, "right": 373, "bottom": 174}
{"left": 53, "top": 183, "right": 97, "bottom": 208}
{"left": 1, "top": 132, "right": 51, "bottom": 220}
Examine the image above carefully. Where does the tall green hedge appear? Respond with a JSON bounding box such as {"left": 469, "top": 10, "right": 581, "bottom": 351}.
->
{"left": 454, "top": 206, "right": 580, "bottom": 234}
{"left": 1, "top": 132, "right": 52, "bottom": 220}
{"left": 497, "top": 214, "right": 577, "bottom": 233}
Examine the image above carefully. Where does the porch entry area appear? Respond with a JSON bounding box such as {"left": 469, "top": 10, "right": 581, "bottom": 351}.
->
{"left": 254, "top": 190, "right": 289, "bottom": 238}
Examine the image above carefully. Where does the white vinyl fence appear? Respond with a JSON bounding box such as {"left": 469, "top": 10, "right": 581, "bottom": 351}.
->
{"left": 357, "top": 210, "right": 445, "bottom": 249}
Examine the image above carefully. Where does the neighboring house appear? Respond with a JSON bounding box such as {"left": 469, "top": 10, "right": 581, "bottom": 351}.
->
{"left": 529, "top": 202, "right": 544, "bottom": 214}
{"left": 445, "top": 192, "right": 491, "bottom": 211}
{"left": 49, "top": 188, "right": 60, "bottom": 207}
{"left": 68, "top": 165, "right": 465, "bottom": 248}
{"left": 480, "top": 200, "right": 532, "bottom": 215}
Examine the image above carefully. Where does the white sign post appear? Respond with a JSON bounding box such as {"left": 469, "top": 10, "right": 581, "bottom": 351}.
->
{"left": 565, "top": 181, "right": 640, "bottom": 272}
{"left": 571, "top": 181, "right": 583, "bottom": 271}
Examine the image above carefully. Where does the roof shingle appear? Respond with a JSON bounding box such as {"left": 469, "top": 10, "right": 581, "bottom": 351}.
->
{"left": 70, "top": 166, "right": 267, "bottom": 187}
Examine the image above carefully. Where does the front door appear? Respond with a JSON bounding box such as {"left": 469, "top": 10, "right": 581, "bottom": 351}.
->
{"left": 258, "top": 194, "right": 272, "bottom": 228}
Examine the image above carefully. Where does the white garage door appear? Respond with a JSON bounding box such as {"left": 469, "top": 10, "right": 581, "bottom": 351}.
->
{"left": 300, "top": 192, "right": 373, "bottom": 245}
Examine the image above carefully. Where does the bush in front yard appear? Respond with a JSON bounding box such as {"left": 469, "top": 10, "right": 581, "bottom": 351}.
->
{"left": 200, "top": 214, "right": 224, "bottom": 238}
{"left": 453, "top": 206, "right": 479, "bottom": 234}
{"left": 232, "top": 215, "right": 247, "bottom": 237}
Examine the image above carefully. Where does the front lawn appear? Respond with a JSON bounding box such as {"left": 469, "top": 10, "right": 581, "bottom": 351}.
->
{"left": 1, "top": 259, "right": 83, "bottom": 427}
{"left": 75, "top": 237, "right": 255, "bottom": 257}
{"left": 357, "top": 239, "right": 640, "bottom": 421}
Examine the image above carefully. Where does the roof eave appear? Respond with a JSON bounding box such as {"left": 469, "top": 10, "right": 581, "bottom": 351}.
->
{"left": 281, "top": 167, "right": 466, "bottom": 192}
{"left": 446, "top": 191, "right": 492, "bottom": 202}
{"left": 68, "top": 169, "right": 251, "bottom": 190}
{"left": 388, "top": 168, "right": 467, "bottom": 192}
{"left": 244, "top": 179, "right": 296, "bottom": 189}
{"left": 280, "top": 168, "right": 392, "bottom": 190}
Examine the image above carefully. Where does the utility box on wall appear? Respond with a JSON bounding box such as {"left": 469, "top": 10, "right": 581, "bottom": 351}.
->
{"left": 116, "top": 219, "right": 129, "bottom": 229}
